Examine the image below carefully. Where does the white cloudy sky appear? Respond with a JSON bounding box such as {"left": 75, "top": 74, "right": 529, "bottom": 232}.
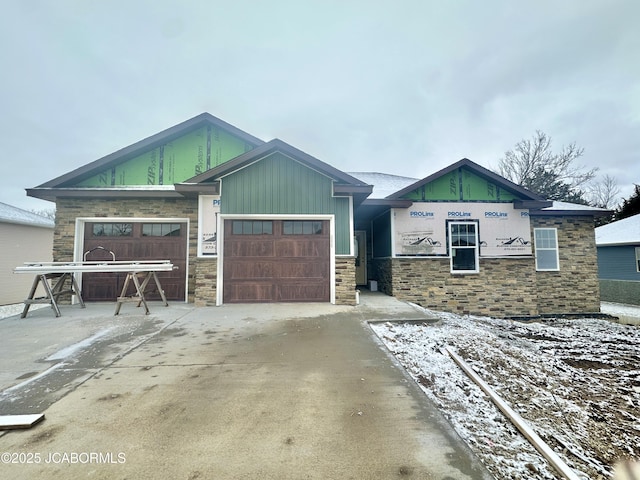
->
{"left": 1, "top": 0, "right": 638, "bottom": 212}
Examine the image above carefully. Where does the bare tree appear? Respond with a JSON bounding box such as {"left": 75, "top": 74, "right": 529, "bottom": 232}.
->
{"left": 587, "top": 174, "right": 620, "bottom": 209}
{"left": 498, "top": 130, "right": 598, "bottom": 201}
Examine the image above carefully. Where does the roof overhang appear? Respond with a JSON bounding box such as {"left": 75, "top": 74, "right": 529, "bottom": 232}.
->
{"left": 26, "top": 187, "right": 184, "bottom": 202}
{"left": 596, "top": 242, "right": 638, "bottom": 247}
{"left": 173, "top": 182, "right": 220, "bottom": 197}
{"left": 513, "top": 200, "right": 553, "bottom": 209}
{"left": 354, "top": 198, "right": 413, "bottom": 224}
{"left": 529, "top": 207, "right": 613, "bottom": 217}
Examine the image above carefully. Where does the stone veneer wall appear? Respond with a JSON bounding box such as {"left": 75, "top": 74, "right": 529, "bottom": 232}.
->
{"left": 194, "top": 258, "right": 217, "bottom": 306}
{"left": 532, "top": 216, "right": 601, "bottom": 314}
{"left": 373, "top": 257, "right": 537, "bottom": 317}
{"left": 54, "top": 197, "right": 199, "bottom": 301}
{"left": 335, "top": 257, "right": 357, "bottom": 305}
{"left": 373, "top": 215, "right": 601, "bottom": 317}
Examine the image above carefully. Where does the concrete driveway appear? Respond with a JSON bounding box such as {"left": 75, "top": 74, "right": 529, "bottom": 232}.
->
{"left": 0, "top": 293, "right": 492, "bottom": 479}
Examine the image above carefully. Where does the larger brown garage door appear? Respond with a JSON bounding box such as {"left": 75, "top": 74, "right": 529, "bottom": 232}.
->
{"left": 223, "top": 219, "right": 330, "bottom": 303}
{"left": 82, "top": 222, "right": 187, "bottom": 301}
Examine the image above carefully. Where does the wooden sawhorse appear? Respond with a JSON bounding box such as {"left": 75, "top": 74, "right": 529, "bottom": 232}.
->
{"left": 21, "top": 272, "right": 86, "bottom": 318}
{"left": 114, "top": 270, "right": 169, "bottom": 315}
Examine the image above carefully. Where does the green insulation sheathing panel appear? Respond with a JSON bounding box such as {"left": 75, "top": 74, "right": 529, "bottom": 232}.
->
{"left": 403, "top": 167, "right": 519, "bottom": 202}
{"left": 76, "top": 126, "right": 254, "bottom": 186}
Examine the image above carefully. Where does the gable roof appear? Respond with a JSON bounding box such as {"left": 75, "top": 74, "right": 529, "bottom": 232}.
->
{"left": 176, "top": 138, "right": 373, "bottom": 204}
{"left": 30, "top": 113, "right": 265, "bottom": 192}
{"left": 0, "top": 202, "right": 54, "bottom": 228}
{"left": 596, "top": 213, "right": 640, "bottom": 246}
{"left": 387, "top": 158, "right": 547, "bottom": 202}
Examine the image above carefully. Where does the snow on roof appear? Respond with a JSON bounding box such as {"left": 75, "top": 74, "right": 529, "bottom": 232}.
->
{"left": 595, "top": 212, "right": 640, "bottom": 246}
{"left": 347, "top": 172, "right": 418, "bottom": 199}
{"left": 541, "top": 201, "right": 610, "bottom": 212}
{"left": 0, "top": 202, "right": 54, "bottom": 228}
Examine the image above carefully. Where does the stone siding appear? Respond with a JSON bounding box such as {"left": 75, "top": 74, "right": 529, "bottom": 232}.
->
{"left": 194, "top": 258, "right": 217, "bottom": 306}
{"left": 373, "top": 257, "right": 537, "bottom": 317}
{"left": 372, "top": 215, "right": 601, "bottom": 317}
{"left": 335, "top": 257, "right": 357, "bottom": 305}
{"left": 533, "top": 216, "right": 601, "bottom": 313}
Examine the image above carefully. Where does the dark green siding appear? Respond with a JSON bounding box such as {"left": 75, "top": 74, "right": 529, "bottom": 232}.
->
{"left": 221, "top": 153, "right": 352, "bottom": 254}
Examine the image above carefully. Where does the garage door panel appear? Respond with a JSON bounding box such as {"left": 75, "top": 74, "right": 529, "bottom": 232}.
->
{"left": 228, "top": 240, "right": 275, "bottom": 258}
{"left": 226, "top": 262, "right": 275, "bottom": 280}
{"left": 276, "top": 261, "right": 327, "bottom": 279}
{"left": 277, "top": 284, "right": 329, "bottom": 302}
{"left": 224, "top": 220, "right": 330, "bottom": 303}
{"left": 83, "top": 222, "right": 186, "bottom": 302}
{"left": 275, "top": 239, "right": 328, "bottom": 257}
{"left": 225, "top": 284, "right": 275, "bottom": 303}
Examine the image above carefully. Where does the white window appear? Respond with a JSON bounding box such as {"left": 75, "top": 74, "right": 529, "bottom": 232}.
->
{"left": 534, "top": 228, "right": 559, "bottom": 271}
{"left": 636, "top": 247, "right": 640, "bottom": 272}
{"left": 449, "top": 222, "right": 479, "bottom": 273}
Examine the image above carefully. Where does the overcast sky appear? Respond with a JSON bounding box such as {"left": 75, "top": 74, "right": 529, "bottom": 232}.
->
{"left": 1, "top": 0, "right": 638, "bottom": 212}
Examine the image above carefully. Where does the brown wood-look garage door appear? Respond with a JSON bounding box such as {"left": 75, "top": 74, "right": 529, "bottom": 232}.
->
{"left": 223, "top": 219, "right": 330, "bottom": 303}
{"left": 82, "top": 222, "right": 187, "bottom": 301}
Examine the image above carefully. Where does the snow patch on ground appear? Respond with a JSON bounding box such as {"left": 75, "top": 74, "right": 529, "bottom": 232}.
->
{"left": 371, "top": 307, "right": 640, "bottom": 480}
{"left": 0, "top": 303, "right": 47, "bottom": 319}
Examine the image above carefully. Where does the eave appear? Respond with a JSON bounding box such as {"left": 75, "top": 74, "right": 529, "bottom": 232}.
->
{"left": 26, "top": 187, "right": 184, "bottom": 203}
{"left": 354, "top": 198, "right": 413, "bottom": 224}
{"left": 173, "top": 182, "right": 220, "bottom": 197}
{"left": 513, "top": 200, "right": 553, "bottom": 209}
{"left": 529, "top": 208, "right": 613, "bottom": 217}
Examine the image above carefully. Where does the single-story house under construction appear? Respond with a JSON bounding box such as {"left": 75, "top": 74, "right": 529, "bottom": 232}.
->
{"left": 26, "top": 113, "right": 610, "bottom": 317}
{"left": 595, "top": 213, "right": 640, "bottom": 305}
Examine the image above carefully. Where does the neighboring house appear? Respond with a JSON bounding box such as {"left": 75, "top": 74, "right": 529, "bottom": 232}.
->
{"left": 595, "top": 213, "right": 640, "bottom": 305}
{"left": 26, "top": 113, "right": 610, "bottom": 316}
{"left": 0, "top": 202, "right": 54, "bottom": 305}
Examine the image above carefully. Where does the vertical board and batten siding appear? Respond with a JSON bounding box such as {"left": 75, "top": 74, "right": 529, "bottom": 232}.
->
{"left": 597, "top": 245, "right": 640, "bottom": 281}
{"left": 220, "top": 153, "right": 352, "bottom": 254}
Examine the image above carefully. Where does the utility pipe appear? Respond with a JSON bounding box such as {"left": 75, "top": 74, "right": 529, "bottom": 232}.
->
{"left": 445, "top": 347, "right": 584, "bottom": 480}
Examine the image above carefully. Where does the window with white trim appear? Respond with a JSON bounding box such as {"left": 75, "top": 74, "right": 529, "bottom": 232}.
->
{"left": 449, "top": 221, "right": 479, "bottom": 273}
{"left": 636, "top": 247, "right": 640, "bottom": 272}
{"left": 534, "top": 228, "right": 559, "bottom": 271}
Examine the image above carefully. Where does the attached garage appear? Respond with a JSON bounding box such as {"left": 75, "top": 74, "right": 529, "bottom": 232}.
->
{"left": 223, "top": 219, "right": 330, "bottom": 303}
{"left": 82, "top": 221, "right": 188, "bottom": 301}
{"left": 26, "top": 113, "right": 372, "bottom": 306}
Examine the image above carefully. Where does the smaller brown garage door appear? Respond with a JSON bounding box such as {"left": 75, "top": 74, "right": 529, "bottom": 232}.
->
{"left": 82, "top": 222, "right": 187, "bottom": 301}
{"left": 223, "top": 219, "right": 330, "bottom": 303}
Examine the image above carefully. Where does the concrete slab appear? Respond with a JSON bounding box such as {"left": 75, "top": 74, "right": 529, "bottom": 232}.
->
{"left": 0, "top": 292, "right": 492, "bottom": 479}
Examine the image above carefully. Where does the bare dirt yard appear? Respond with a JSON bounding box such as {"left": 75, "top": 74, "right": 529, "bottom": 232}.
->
{"left": 371, "top": 306, "right": 640, "bottom": 480}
